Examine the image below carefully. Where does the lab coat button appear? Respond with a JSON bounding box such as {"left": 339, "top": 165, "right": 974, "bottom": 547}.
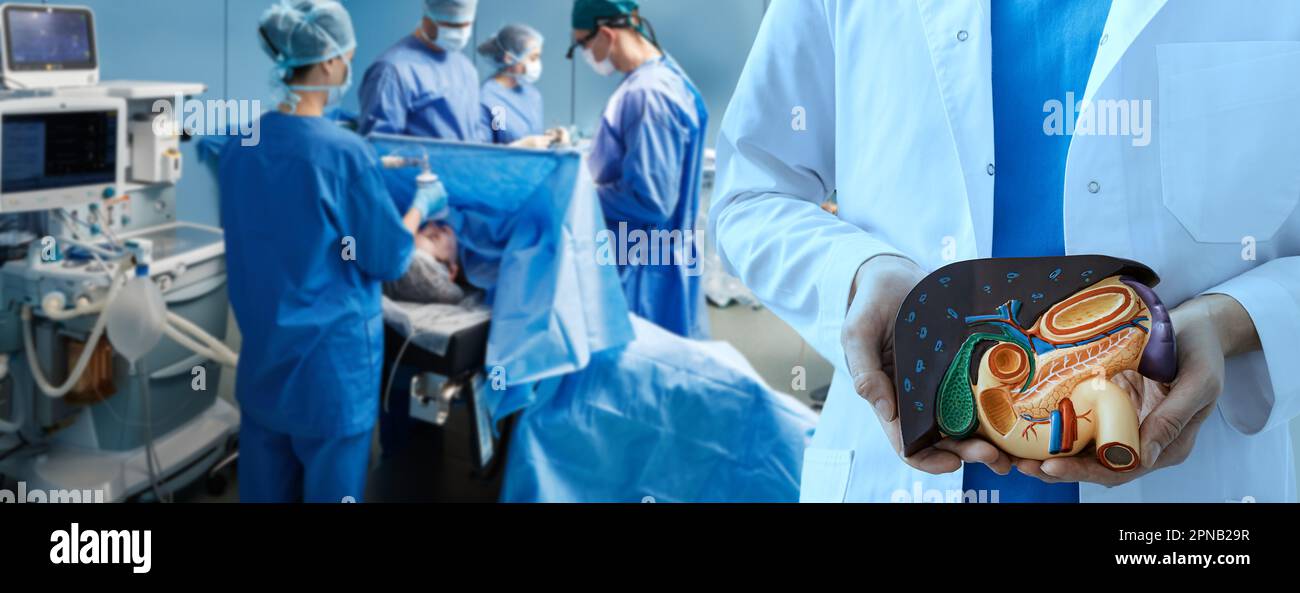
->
{"left": 1100, "top": 33, "right": 1109, "bottom": 46}
{"left": 986, "top": 163, "right": 995, "bottom": 176}
{"left": 1088, "top": 181, "right": 1101, "bottom": 194}
{"left": 957, "top": 30, "right": 969, "bottom": 42}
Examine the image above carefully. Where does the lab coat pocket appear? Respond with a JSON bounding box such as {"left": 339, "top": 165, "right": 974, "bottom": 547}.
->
{"left": 1157, "top": 41, "right": 1300, "bottom": 243}
{"left": 798, "top": 448, "right": 854, "bottom": 503}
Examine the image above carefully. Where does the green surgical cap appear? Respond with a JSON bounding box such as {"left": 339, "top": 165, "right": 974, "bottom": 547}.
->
{"left": 571, "top": 0, "right": 639, "bottom": 30}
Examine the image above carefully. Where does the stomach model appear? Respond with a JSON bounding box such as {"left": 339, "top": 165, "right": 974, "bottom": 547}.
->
{"left": 894, "top": 254, "right": 1180, "bottom": 473}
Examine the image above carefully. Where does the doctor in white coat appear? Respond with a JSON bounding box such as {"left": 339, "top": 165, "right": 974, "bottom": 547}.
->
{"left": 713, "top": 0, "right": 1300, "bottom": 502}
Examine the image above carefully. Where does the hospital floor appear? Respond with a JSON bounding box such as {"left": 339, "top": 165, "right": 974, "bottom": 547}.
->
{"left": 180, "top": 304, "right": 832, "bottom": 503}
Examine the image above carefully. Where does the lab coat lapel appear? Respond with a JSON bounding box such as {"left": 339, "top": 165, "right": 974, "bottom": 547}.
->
{"left": 914, "top": 0, "right": 995, "bottom": 258}
{"left": 1081, "top": 0, "right": 1170, "bottom": 107}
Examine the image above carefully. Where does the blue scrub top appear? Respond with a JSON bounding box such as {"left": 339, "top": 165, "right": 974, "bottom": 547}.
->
{"left": 219, "top": 112, "right": 415, "bottom": 439}
{"left": 588, "top": 56, "right": 710, "bottom": 339}
{"left": 358, "top": 35, "right": 489, "bottom": 142}
{"left": 481, "top": 78, "right": 544, "bottom": 145}
{"left": 968, "top": 0, "right": 1113, "bottom": 502}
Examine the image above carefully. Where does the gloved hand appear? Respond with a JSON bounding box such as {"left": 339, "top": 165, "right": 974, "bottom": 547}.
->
{"left": 410, "top": 174, "right": 449, "bottom": 221}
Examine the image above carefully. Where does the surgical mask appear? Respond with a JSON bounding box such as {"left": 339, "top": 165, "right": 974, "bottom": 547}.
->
{"left": 583, "top": 45, "right": 615, "bottom": 77}
{"left": 515, "top": 59, "right": 542, "bottom": 84}
{"left": 432, "top": 24, "right": 472, "bottom": 52}
{"left": 288, "top": 58, "right": 353, "bottom": 108}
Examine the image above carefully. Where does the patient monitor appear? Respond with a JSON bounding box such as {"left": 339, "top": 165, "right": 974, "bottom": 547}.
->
{"left": 0, "top": 3, "right": 98, "bottom": 90}
{"left": 0, "top": 96, "right": 125, "bottom": 213}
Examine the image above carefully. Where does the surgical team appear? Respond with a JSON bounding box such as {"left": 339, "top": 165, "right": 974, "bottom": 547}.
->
{"left": 219, "top": 0, "right": 707, "bottom": 502}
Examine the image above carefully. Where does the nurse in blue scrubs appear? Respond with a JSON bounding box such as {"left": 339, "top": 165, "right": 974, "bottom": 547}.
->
{"left": 358, "top": 0, "right": 487, "bottom": 141}
{"left": 220, "top": 0, "right": 446, "bottom": 502}
{"left": 570, "top": 0, "right": 710, "bottom": 339}
{"left": 478, "top": 24, "right": 546, "bottom": 145}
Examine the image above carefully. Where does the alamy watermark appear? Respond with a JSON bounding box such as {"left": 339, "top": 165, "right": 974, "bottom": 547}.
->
{"left": 1, "top": 482, "right": 105, "bottom": 503}
{"left": 50, "top": 523, "right": 151, "bottom": 574}
{"left": 595, "top": 222, "right": 704, "bottom": 277}
{"left": 891, "top": 481, "right": 1001, "bottom": 503}
{"left": 152, "top": 93, "right": 262, "bottom": 147}
{"left": 1044, "top": 91, "right": 1151, "bottom": 147}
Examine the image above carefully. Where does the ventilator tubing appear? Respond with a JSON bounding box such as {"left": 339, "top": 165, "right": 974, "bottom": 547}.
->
{"left": 20, "top": 262, "right": 237, "bottom": 401}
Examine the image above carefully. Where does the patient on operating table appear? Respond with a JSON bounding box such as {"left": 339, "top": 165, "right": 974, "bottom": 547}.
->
{"left": 384, "top": 222, "right": 465, "bottom": 304}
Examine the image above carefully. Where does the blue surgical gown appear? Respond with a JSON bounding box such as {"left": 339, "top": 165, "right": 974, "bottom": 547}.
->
{"left": 219, "top": 112, "right": 415, "bottom": 439}
{"left": 481, "top": 78, "right": 545, "bottom": 145}
{"left": 588, "top": 56, "right": 710, "bottom": 339}
{"left": 358, "top": 35, "right": 489, "bottom": 142}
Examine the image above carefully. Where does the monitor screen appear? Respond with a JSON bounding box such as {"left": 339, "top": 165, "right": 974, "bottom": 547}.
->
{"left": 3, "top": 6, "right": 96, "bottom": 71}
{"left": 1, "top": 110, "right": 117, "bottom": 194}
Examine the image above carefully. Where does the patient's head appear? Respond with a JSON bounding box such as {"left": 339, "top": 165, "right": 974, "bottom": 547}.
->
{"left": 416, "top": 222, "right": 460, "bottom": 279}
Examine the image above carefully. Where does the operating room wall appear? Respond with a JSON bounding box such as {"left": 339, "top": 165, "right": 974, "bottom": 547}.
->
{"left": 77, "top": 0, "right": 231, "bottom": 228}
{"left": 84, "top": 0, "right": 769, "bottom": 229}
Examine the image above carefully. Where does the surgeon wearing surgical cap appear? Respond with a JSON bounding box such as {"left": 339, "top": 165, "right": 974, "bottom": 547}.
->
{"left": 220, "top": 0, "right": 439, "bottom": 503}
{"left": 358, "top": 0, "right": 489, "bottom": 142}
{"left": 569, "top": 0, "right": 711, "bottom": 339}
{"left": 477, "top": 24, "right": 545, "bottom": 145}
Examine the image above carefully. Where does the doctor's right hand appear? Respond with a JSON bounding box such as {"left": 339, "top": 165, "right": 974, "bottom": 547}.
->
{"left": 843, "top": 255, "right": 1013, "bottom": 476}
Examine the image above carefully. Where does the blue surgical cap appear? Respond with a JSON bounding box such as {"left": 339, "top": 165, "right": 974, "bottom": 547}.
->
{"left": 424, "top": 0, "right": 478, "bottom": 24}
{"left": 476, "top": 24, "right": 543, "bottom": 66}
{"left": 258, "top": 0, "right": 356, "bottom": 68}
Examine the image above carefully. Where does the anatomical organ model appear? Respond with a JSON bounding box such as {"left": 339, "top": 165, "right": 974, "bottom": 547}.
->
{"left": 892, "top": 256, "right": 1177, "bottom": 472}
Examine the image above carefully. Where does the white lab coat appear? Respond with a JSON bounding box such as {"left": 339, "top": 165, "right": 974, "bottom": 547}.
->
{"left": 712, "top": 0, "right": 1300, "bottom": 502}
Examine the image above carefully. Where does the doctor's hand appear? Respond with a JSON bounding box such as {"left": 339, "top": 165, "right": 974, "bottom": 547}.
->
{"left": 843, "top": 255, "right": 1013, "bottom": 476}
{"left": 1015, "top": 294, "right": 1260, "bottom": 487}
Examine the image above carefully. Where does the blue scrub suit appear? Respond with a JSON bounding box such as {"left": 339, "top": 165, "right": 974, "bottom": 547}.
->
{"left": 219, "top": 112, "right": 415, "bottom": 502}
{"left": 481, "top": 77, "right": 544, "bottom": 145}
{"left": 963, "top": 0, "right": 1114, "bottom": 503}
{"left": 589, "top": 56, "right": 710, "bottom": 339}
{"left": 359, "top": 35, "right": 489, "bottom": 141}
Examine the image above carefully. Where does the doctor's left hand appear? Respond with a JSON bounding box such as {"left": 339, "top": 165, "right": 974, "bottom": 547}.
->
{"left": 1014, "top": 294, "right": 1260, "bottom": 487}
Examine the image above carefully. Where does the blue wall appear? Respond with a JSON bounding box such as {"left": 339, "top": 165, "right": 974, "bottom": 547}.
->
{"left": 82, "top": 0, "right": 767, "bottom": 228}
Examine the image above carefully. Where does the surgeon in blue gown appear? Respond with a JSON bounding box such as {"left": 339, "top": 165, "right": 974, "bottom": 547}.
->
{"left": 571, "top": 0, "right": 710, "bottom": 339}
{"left": 220, "top": 0, "right": 444, "bottom": 503}
{"left": 358, "top": 0, "right": 487, "bottom": 141}
{"left": 478, "top": 24, "right": 546, "bottom": 145}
